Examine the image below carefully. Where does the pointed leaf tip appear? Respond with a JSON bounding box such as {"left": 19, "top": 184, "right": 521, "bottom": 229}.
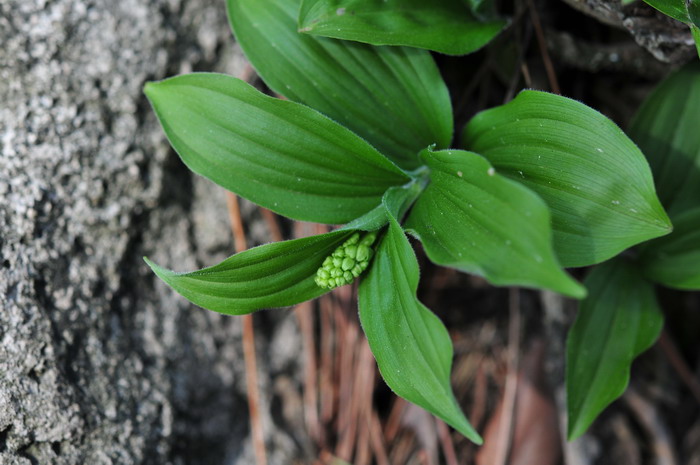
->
{"left": 359, "top": 218, "right": 482, "bottom": 444}
{"left": 463, "top": 90, "right": 672, "bottom": 268}
{"left": 406, "top": 148, "right": 586, "bottom": 298}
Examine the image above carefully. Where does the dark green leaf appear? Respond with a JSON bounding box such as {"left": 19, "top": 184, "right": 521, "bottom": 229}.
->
{"left": 641, "top": 207, "right": 700, "bottom": 290}
{"left": 462, "top": 90, "right": 671, "bottom": 268}
{"left": 358, "top": 215, "right": 482, "bottom": 443}
{"left": 145, "top": 230, "right": 354, "bottom": 315}
{"left": 145, "top": 74, "right": 409, "bottom": 225}
{"left": 628, "top": 62, "right": 700, "bottom": 217}
{"left": 689, "top": 0, "right": 700, "bottom": 27}
{"left": 642, "top": 0, "right": 691, "bottom": 23}
{"left": 404, "top": 148, "right": 585, "bottom": 298}
{"left": 227, "top": 0, "right": 453, "bottom": 169}
{"left": 298, "top": 0, "right": 506, "bottom": 56}
{"left": 566, "top": 258, "right": 663, "bottom": 440}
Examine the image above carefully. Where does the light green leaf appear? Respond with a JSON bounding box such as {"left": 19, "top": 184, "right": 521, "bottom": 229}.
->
{"left": 692, "top": 26, "right": 700, "bottom": 59}
{"left": 145, "top": 230, "right": 354, "bottom": 315}
{"left": 566, "top": 258, "right": 663, "bottom": 440}
{"left": 642, "top": 0, "right": 691, "bottom": 23}
{"left": 641, "top": 207, "right": 700, "bottom": 290}
{"left": 462, "top": 90, "right": 671, "bottom": 268}
{"left": 227, "top": 0, "right": 453, "bottom": 169}
{"left": 298, "top": 0, "right": 506, "bottom": 56}
{"left": 144, "top": 73, "right": 409, "bottom": 225}
{"left": 358, "top": 215, "right": 482, "bottom": 443}
{"left": 404, "top": 148, "right": 585, "bottom": 298}
{"left": 628, "top": 62, "right": 700, "bottom": 217}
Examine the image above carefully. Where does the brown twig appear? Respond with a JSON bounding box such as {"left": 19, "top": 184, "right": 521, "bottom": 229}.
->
{"left": 369, "top": 411, "right": 390, "bottom": 465}
{"left": 289, "top": 222, "right": 324, "bottom": 445}
{"left": 225, "top": 192, "right": 268, "bottom": 465}
{"left": 624, "top": 387, "right": 679, "bottom": 465}
{"left": 335, "top": 288, "right": 360, "bottom": 461}
{"left": 658, "top": 329, "right": 700, "bottom": 405}
{"left": 491, "top": 288, "right": 521, "bottom": 465}
{"left": 260, "top": 207, "right": 284, "bottom": 242}
{"left": 526, "top": 0, "right": 561, "bottom": 94}
{"left": 436, "top": 419, "right": 459, "bottom": 465}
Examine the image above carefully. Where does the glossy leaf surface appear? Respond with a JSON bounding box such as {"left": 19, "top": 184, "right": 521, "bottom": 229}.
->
{"left": 641, "top": 207, "right": 700, "bottom": 290}
{"left": 145, "top": 74, "right": 408, "bottom": 224}
{"left": 463, "top": 90, "right": 671, "bottom": 267}
{"left": 566, "top": 259, "right": 663, "bottom": 440}
{"left": 405, "top": 149, "right": 585, "bottom": 298}
{"left": 228, "top": 0, "right": 453, "bottom": 169}
{"left": 359, "top": 213, "right": 482, "bottom": 443}
{"left": 145, "top": 230, "right": 354, "bottom": 315}
{"left": 298, "top": 0, "right": 506, "bottom": 56}
{"left": 628, "top": 62, "right": 700, "bottom": 217}
{"left": 642, "top": 0, "right": 690, "bottom": 23}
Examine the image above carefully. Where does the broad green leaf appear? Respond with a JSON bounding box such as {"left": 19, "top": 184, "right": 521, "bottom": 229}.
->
{"left": 227, "top": 0, "right": 453, "bottom": 169}
{"left": 642, "top": 0, "right": 691, "bottom": 23}
{"left": 145, "top": 74, "right": 409, "bottom": 225}
{"left": 145, "top": 230, "right": 354, "bottom": 315}
{"left": 462, "top": 90, "right": 672, "bottom": 268}
{"left": 628, "top": 62, "right": 700, "bottom": 217}
{"left": 566, "top": 258, "right": 663, "bottom": 439}
{"left": 404, "top": 148, "right": 585, "bottom": 298}
{"left": 641, "top": 207, "right": 700, "bottom": 290}
{"left": 358, "top": 215, "right": 482, "bottom": 443}
{"left": 298, "top": 0, "right": 506, "bottom": 56}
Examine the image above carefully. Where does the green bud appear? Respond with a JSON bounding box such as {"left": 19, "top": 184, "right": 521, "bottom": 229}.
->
{"left": 314, "top": 231, "right": 379, "bottom": 289}
{"left": 356, "top": 244, "right": 370, "bottom": 262}
{"left": 345, "top": 245, "right": 357, "bottom": 259}
{"left": 341, "top": 257, "right": 355, "bottom": 271}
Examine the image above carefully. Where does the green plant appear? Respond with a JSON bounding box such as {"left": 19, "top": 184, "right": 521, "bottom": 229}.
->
{"left": 635, "top": 0, "right": 700, "bottom": 57}
{"left": 144, "top": 0, "right": 681, "bottom": 444}
{"left": 565, "top": 62, "right": 700, "bottom": 439}
{"left": 297, "top": 0, "right": 506, "bottom": 55}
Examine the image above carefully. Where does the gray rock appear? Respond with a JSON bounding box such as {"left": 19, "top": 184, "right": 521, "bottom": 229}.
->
{"left": 0, "top": 0, "right": 303, "bottom": 463}
{"left": 559, "top": 0, "right": 696, "bottom": 64}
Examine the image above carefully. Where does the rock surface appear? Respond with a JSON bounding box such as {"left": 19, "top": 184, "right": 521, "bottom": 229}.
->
{"left": 0, "top": 1, "right": 304, "bottom": 463}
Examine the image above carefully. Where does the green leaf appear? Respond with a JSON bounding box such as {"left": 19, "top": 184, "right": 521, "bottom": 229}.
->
{"left": 692, "top": 26, "right": 700, "bottom": 59}
{"left": 641, "top": 207, "right": 700, "bottom": 290}
{"left": 298, "top": 0, "right": 506, "bottom": 56}
{"left": 342, "top": 178, "right": 426, "bottom": 232}
{"left": 227, "top": 0, "right": 453, "bottom": 169}
{"left": 358, "top": 215, "right": 482, "bottom": 443}
{"left": 144, "top": 73, "right": 409, "bottom": 225}
{"left": 404, "top": 148, "right": 585, "bottom": 298}
{"left": 642, "top": 0, "right": 691, "bottom": 23}
{"left": 689, "top": 0, "right": 700, "bottom": 27}
{"left": 566, "top": 258, "right": 663, "bottom": 440}
{"left": 628, "top": 62, "right": 700, "bottom": 217}
{"left": 145, "top": 230, "right": 355, "bottom": 315}
{"left": 462, "top": 90, "right": 672, "bottom": 268}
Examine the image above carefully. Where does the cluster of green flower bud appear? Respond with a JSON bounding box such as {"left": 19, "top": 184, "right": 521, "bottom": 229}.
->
{"left": 315, "top": 231, "right": 378, "bottom": 289}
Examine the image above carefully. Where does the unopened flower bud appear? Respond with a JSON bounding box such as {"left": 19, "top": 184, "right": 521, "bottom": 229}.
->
{"left": 315, "top": 231, "right": 378, "bottom": 289}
